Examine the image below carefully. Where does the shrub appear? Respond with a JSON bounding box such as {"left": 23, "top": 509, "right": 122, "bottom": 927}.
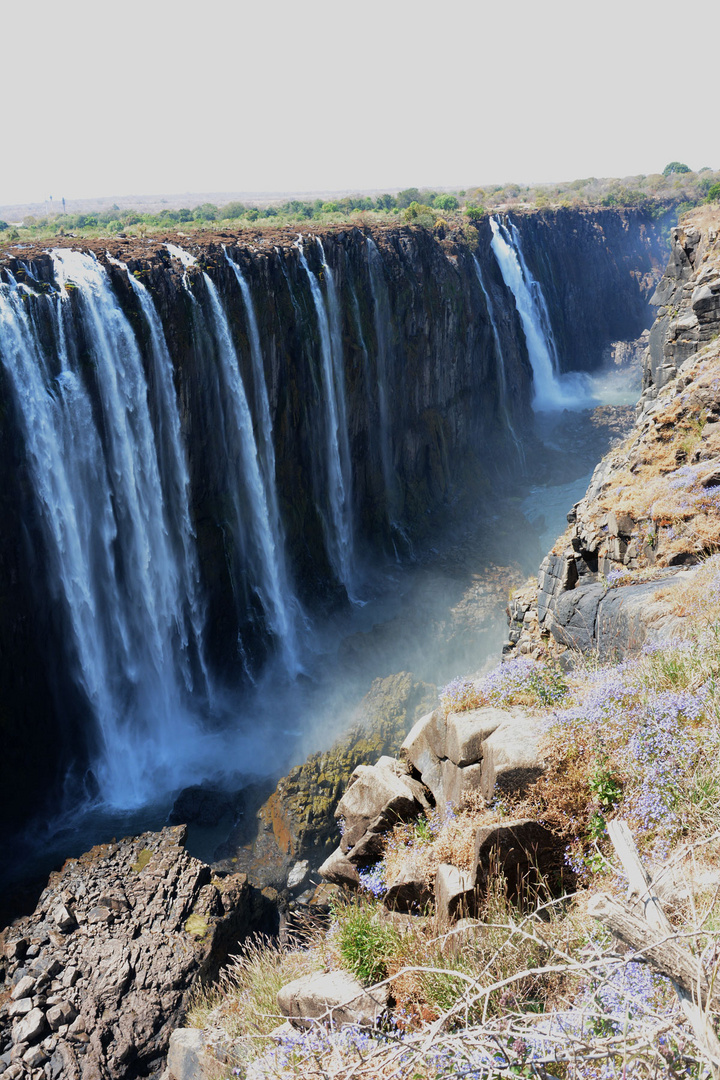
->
{"left": 332, "top": 895, "right": 400, "bottom": 983}
{"left": 396, "top": 187, "right": 421, "bottom": 209}
{"left": 404, "top": 201, "right": 436, "bottom": 226}
{"left": 221, "top": 201, "right": 246, "bottom": 219}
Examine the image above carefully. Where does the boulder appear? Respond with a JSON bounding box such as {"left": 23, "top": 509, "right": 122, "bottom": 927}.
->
{"left": 318, "top": 847, "right": 360, "bottom": 888}
{"left": 549, "top": 583, "right": 605, "bottom": 652}
{"left": 46, "top": 1001, "right": 77, "bottom": 1030}
{"left": 400, "top": 708, "right": 447, "bottom": 801}
{"left": 479, "top": 718, "right": 545, "bottom": 801}
{"left": 440, "top": 760, "right": 483, "bottom": 808}
{"left": 444, "top": 708, "right": 507, "bottom": 767}
{"left": 595, "top": 573, "right": 694, "bottom": 660}
{"left": 10, "top": 975, "right": 35, "bottom": 1001}
{"left": 375, "top": 755, "right": 411, "bottom": 775}
{"left": 166, "top": 1028, "right": 206, "bottom": 1080}
{"left": 434, "top": 864, "right": 475, "bottom": 925}
{"left": 277, "top": 971, "right": 389, "bottom": 1028}
{"left": 474, "top": 819, "right": 558, "bottom": 894}
{"left": 383, "top": 853, "right": 433, "bottom": 913}
{"left": 287, "top": 860, "right": 310, "bottom": 890}
{"left": 13, "top": 1006, "right": 47, "bottom": 1045}
{"left": 337, "top": 764, "right": 431, "bottom": 852}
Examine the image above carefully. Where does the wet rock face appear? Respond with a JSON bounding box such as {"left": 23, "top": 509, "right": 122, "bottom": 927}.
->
{"left": 0, "top": 826, "right": 270, "bottom": 1080}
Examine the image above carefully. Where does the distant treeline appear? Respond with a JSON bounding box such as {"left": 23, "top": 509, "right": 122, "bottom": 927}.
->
{"left": 1, "top": 165, "right": 719, "bottom": 241}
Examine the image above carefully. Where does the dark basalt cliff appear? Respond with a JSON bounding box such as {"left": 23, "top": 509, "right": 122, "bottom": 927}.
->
{"left": 505, "top": 208, "right": 667, "bottom": 371}
{"left": 0, "top": 211, "right": 667, "bottom": 834}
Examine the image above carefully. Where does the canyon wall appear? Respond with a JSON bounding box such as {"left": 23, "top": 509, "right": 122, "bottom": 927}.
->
{"left": 0, "top": 211, "right": 667, "bottom": 830}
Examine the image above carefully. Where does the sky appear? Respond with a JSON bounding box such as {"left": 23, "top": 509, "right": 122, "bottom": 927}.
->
{"left": 2, "top": 0, "right": 719, "bottom": 208}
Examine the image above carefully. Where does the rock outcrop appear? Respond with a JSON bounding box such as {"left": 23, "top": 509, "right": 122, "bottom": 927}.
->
{"left": 226, "top": 674, "right": 436, "bottom": 890}
{"left": 507, "top": 210, "right": 720, "bottom": 662}
{"left": 0, "top": 827, "right": 271, "bottom": 1080}
{"left": 401, "top": 705, "right": 545, "bottom": 807}
{"left": 318, "top": 703, "right": 552, "bottom": 911}
{"left": 642, "top": 216, "right": 720, "bottom": 397}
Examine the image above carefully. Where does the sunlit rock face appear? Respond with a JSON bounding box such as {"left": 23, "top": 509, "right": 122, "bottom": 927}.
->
{"left": 0, "top": 213, "right": 666, "bottom": 831}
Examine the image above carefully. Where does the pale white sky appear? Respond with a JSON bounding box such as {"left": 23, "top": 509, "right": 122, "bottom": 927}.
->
{"left": 2, "top": 0, "right": 718, "bottom": 207}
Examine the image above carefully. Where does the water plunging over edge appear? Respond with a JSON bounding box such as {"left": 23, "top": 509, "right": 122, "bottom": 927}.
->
{"left": 489, "top": 216, "right": 595, "bottom": 412}
{"left": 295, "top": 237, "right": 357, "bottom": 598}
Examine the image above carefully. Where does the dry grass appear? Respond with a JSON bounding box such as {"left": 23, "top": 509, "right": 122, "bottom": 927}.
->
{"left": 187, "top": 933, "right": 325, "bottom": 1043}
{"left": 218, "top": 875, "right": 720, "bottom": 1079}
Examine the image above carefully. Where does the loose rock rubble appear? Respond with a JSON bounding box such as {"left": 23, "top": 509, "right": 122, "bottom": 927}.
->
{"left": 0, "top": 826, "right": 270, "bottom": 1079}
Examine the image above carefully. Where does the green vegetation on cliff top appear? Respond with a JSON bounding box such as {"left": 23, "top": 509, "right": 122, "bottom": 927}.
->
{"left": 2, "top": 165, "right": 719, "bottom": 246}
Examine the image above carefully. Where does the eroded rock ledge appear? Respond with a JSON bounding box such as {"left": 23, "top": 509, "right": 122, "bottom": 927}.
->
{"left": 0, "top": 827, "right": 271, "bottom": 1080}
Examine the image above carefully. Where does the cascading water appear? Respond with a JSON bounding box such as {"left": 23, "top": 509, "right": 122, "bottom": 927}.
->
{"left": 366, "top": 237, "right": 398, "bottom": 523}
{"left": 108, "top": 254, "right": 211, "bottom": 697}
{"left": 222, "top": 249, "right": 303, "bottom": 672}
{"left": 490, "top": 216, "right": 592, "bottom": 412}
{"left": 472, "top": 255, "right": 523, "bottom": 459}
{"left": 197, "top": 263, "right": 302, "bottom": 675}
{"left": 0, "top": 253, "right": 216, "bottom": 808}
{"left": 296, "top": 239, "right": 356, "bottom": 596}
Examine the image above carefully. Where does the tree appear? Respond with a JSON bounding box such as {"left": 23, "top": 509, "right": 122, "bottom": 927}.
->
{"left": 194, "top": 203, "right": 219, "bottom": 221}
{"left": 396, "top": 187, "right": 421, "bottom": 209}
{"left": 706, "top": 183, "right": 720, "bottom": 203}
{"left": 222, "top": 202, "right": 246, "bottom": 219}
{"left": 433, "top": 194, "right": 459, "bottom": 211}
{"left": 663, "top": 162, "right": 691, "bottom": 177}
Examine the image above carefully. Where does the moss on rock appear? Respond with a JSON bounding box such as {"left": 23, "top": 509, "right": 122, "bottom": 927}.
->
{"left": 257, "top": 672, "right": 436, "bottom": 866}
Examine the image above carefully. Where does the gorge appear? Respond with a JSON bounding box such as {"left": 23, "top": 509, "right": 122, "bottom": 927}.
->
{"left": 0, "top": 208, "right": 667, "bottom": 906}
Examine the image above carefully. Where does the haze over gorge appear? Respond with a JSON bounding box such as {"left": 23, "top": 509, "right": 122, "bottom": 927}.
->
{"left": 0, "top": 209, "right": 662, "bottom": 845}
{"left": 0, "top": 200, "right": 695, "bottom": 1079}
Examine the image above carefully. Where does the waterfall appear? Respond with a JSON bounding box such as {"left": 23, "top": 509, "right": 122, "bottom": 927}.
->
{"left": 222, "top": 249, "right": 302, "bottom": 671}
{"left": 296, "top": 239, "right": 356, "bottom": 595}
{"left": 490, "top": 216, "right": 592, "bottom": 411}
{"left": 108, "top": 254, "right": 211, "bottom": 697}
{"left": 199, "top": 267, "right": 302, "bottom": 674}
{"left": 472, "top": 255, "right": 523, "bottom": 459}
{"left": 366, "top": 238, "right": 398, "bottom": 522}
{"left": 0, "top": 254, "right": 216, "bottom": 808}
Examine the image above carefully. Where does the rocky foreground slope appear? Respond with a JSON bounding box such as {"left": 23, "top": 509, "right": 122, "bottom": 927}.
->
{"left": 0, "top": 829, "right": 274, "bottom": 1079}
